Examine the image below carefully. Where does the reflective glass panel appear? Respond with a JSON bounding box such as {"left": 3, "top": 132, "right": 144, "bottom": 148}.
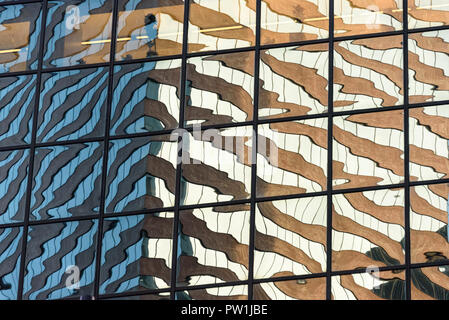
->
{"left": 0, "top": 3, "right": 42, "bottom": 73}
{"left": 259, "top": 44, "right": 328, "bottom": 119}
{"left": 332, "top": 189, "right": 405, "bottom": 271}
{"left": 331, "top": 270, "right": 406, "bottom": 300}
{"left": 31, "top": 143, "right": 103, "bottom": 220}
{"left": 255, "top": 197, "right": 327, "bottom": 279}
{"left": 185, "top": 51, "right": 254, "bottom": 126}
{"left": 334, "top": 0, "right": 403, "bottom": 36}
{"left": 260, "top": 0, "right": 329, "bottom": 45}
{"left": 37, "top": 68, "right": 108, "bottom": 142}
{"left": 115, "top": 0, "right": 184, "bottom": 60}
{"left": 0, "top": 227, "right": 22, "bottom": 300}
{"left": 410, "top": 105, "right": 449, "bottom": 181}
{"left": 176, "top": 285, "right": 248, "bottom": 300}
{"left": 333, "top": 110, "right": 404, "bottom": 189}
{"left": 411, "top": 265, "right": 449, "bottom": 300}
{"left": 44, "top": 0, "right": 113, "bottom": 68}
{"left": 410, "top": 183, "right": 449, "bottom": 265}
{"left": 111, "top": 59, "right": 181, "bottom": 136}
{"left": 334, "top": 36, "right": 403, "bottom": 111}
{"left": 187, "top": 0, "right": 256, "bottom": 53}
{"left": 257, "top": 119, "right": 327, "bottom": 198}
{"left": 105, "top": 135, "right": 177, "bottom": 213}
{"left": 180, "top": 126, "right": 252, "bottom": 205}
{"left": 100, "top": 212, "right": 173, "bottom": 294}
{"left": 409, "top": 30, "right": 449, "bottom": 103}
{"left": 177, "top": 204, "right": 250, "bottom": 287}
{"left": 23, "top": 220, "right": 98, "bottom": 300}
{"left": 0, "top": 149, "right": 29, "bottom": 224}
{"left": 0, "top": 75, "right": 36, "bottom": 147}
{"left": 253, "top": 278, "right": 326, "bottom": 300}
{"left": 408, "top": 0, "right": 449, "bottom": 29}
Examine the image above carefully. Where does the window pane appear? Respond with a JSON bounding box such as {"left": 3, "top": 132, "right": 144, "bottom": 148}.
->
{"left": 105, "top": 135, "right": 177, "bottom": 213}
{"left": 332, "top": 189, "right": 405, "bottom": 271}
{"left": 100, "top": 212, "right": 173, "bottom": 294}
{"left": 334, "top": 0, "right": 403, "bottom": 36}
{"left": 185, "top": 51, "right": 254, "bottom": 126}
{"left": 0, "top": 3, "right": 41, "bottom": 73}
{"left": 408, "top": 0, "right": 449, "bottom": 29}
{"left": 0, "top": 227, "right": 22, "bottom": 300}
{"left": 187, "top": 0, "right": 256, "bottom": 53}
{"left": 331, "top": 270, "right": 406, "bottom": 300}
{"left": 333, "top": 110, "right": 404, "bottom": 189}
{"left": 260, "top": 0, "right": 329, "bottom": 45}
{"left": 0, "top": 75, "right": 36, "bottom": 147}
{"left": 410, "top": 183, "right": 449, "bottom": 265}
{"left": 111, "top": 59, "right": 181, "bottom": 136}
{"left": 176, "top": 285, "right": 248, "bottom": 300}
{"left": 180, "top": 126, "right": 252, "bottom": 205}
{"left": 411, "top": 265, "right": 449, "bottom": 300}
{"left": 44, "top": 0, "right": 113, "bottom": 68}
{"left": 410, "top": 105, "right": 449, "bottom": 182}
{"left": 409, "top": 30, "right": 449, "bottom": 103}
{"left": 115, "top": 0, "right": 184, "bottom": 61}
{"left": 257, "top": 119, "right": 327, "bottom": 198}
{"left": 37, "top": 68, "right": 108, "bottom": 143}
{"left": 255, "top": 197, "right": 327, "bottom": 279}
{"left": 0, "top": 149, "right": 29, "bottom": 224}
{"left": 334, "top": 35, "right": 403, "bottom": 111}
{"left": 31, "top": 143, "right": 103, "bottom": 220}
{"left": 23, "top": 220, "right": 98, "bottom": 300}
{"left": 259, "top": 44, "right": 328, "bottom": 119}
{"left": 253, "top": 278, "right": 326, "bottom": 300}
{"left": 177, "top": 205, "right": 249, "bottom": 287}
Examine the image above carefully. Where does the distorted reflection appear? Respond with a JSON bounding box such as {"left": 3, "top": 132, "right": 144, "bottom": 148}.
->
{"left": 116, "top": 0, "right": 184, "bottom": 60}
{"left": 410, "top": 184, "right": 449, "bottom": 265}
{"left": 333, "top": 110, "right": 404, "bottom": 189}
{"left": 0, "top": 150, "right": 29, "bottom": 224}
{"left": 23, "top": 220, "right": 97, "bottom": 299}
{"left": 31, "top": 143, "right": 103, "bottom": 220}
{"left": 176, "top": 285, "right": 248, "bottom": 300}
{"left": 0, "top": 227, "right": 22, "bottom": 300}
{"left": 332, "top": 189, "right": 405, "bottom": 271}
{"left": 100, "top": 212, "right": 173, "bottom": 294}
{"left": 111, "top": 59, "right": 181, "bottom": 136}
{"left": 254, "top": 278, "right": 326, "bottom": 300}
{"left": 105, "top": 135, "right": 177, "bottom": 212}
{"left": 44, "top": 0, "right": 113, "bottom": 67}
{"left": 177, "top": 205, "right": 250, "bottom": 287}
{"left": 332, "top": 270, "right": 406, "bottom": 300}
{"left": 0, "top": 3, "right": 41, "bottom": 72}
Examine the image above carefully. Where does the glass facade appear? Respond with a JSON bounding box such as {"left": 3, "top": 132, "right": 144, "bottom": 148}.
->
{"left": 0, "top": 0, "right": 448, "bottom": 301}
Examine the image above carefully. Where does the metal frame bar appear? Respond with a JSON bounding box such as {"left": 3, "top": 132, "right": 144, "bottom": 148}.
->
{"left": 0, "top": 0, "right": 448, "bottom": 300}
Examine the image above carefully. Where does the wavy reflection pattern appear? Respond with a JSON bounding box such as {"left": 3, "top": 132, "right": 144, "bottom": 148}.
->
{"left": 30, "top": 143, "right": 103, "bottom": 220}
{"left": 0, "top": 227, "right": 23, "bottom": 300}
{"left": 100, "top": 212, "right": 173, "bottom": 294}
{"left": 111, "top": 59, "right": 181, "bottom": 135}
{"left": 254, "top": 197, "right": 327, "bottom": 280}
{"left": 37, "top": 68, "right": 108, "bottom": 142}
{"left": 0, "top": 75, "right": 36, "bottom": 147}
{"left": 177, "top": 205, "right": 250, "bottom": 287}
{"left": 0, "top": 150, "right": 29, "bottom": 224}
{"left": 23, "top": 220, "right": 97, "bottom": 300}
{"left": 105, "top": 135, "right": 177, "bottom": 212}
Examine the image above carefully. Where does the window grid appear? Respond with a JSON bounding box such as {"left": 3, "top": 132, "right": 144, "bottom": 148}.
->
{"left": 0, "top": 0, "right": 447, "bottom": 300}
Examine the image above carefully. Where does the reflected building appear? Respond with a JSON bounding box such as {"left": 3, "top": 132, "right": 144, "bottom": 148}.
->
{"left": 0, "top": 0, "right": 449, "bottom": 301}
